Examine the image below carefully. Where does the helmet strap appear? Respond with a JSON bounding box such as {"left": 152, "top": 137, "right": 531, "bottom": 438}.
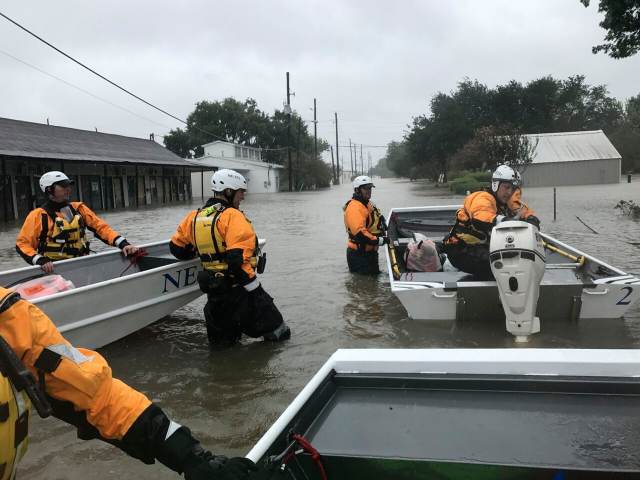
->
{"left": 223, "top": 189, "right": 235, "bottom": 203}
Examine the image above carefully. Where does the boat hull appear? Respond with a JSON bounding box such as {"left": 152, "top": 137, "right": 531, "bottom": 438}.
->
{"left": 0, "top": 241, "right": 203, "bottom": 349}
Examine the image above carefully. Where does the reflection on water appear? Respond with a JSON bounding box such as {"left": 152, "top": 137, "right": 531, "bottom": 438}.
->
{"left": 0, "top": 177, "right": 639, "bottom": 479}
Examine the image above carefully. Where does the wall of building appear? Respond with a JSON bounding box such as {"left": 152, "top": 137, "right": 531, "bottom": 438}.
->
{"left": 191, "top": 165, "right": 280, "bottom": 198}
{"left": 203, "top": 142, "right": 263, "bottom": 162}
{"left": 522, "top": 158, "right": 621, "bottom": 187}
{"left": 1, "top": 156, "right": 193, "bottom": 222}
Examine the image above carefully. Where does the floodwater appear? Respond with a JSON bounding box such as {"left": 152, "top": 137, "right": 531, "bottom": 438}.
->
{"left": 1, "top": 177, "right": 639, "bottom": 479}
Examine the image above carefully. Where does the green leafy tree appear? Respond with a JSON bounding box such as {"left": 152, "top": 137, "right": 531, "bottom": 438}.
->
{"left": 163, "top": 98, "right": 330, "bottom": 189}
{"left": 163, "top": 128, "right": 192, "bottom": 158}
{"left": 383, "top": 141, "right": 412, "bottom": 177}
{"left": 480, "top": 127, "right": 539, "bottom": 173}
{"left": 581, "top": 0, "right": 640, "bottom": 58}
{"left": 403, "top": 75, "right": 625, "bottom": 179}
{"left": 626, "top": 94, "right": 640, "bottom": 128}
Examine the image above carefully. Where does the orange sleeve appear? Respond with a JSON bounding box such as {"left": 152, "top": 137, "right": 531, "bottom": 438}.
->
{"left": 0, "top": 287, "right": 150, "bottom": 440}
{"left": 76, "top": 203, "right": 125, "bottom": 247}
{"left": 217, "top": 209, "right": 257, "bottom": 279}
{"left": 170, "top": 210, "right": 197, "bottom": 248}
{"left": 508, "top": 188, "right": 536, "bottom": 219}
{"left": 15, "top": 208, "right": 47, "bottom": 265}
{"left": 467, "top": 191, "right": 497, "bottom": 224}
{"left": 344, "top": 201, "right": 377, "bottom": 241}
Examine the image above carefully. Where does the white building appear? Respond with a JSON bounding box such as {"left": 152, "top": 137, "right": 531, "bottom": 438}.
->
{"left": 521, "top": 130, "right": 621, "bottom": 187}
{"left": 188, "top": 141, "right": 283, "bottom": 197}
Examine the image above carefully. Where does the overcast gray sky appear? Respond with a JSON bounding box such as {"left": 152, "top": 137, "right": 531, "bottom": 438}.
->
{"left": 1, "top": 0, "right": 639, "bottom": 164}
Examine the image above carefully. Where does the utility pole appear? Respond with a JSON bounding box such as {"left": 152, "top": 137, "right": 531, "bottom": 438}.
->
{"left": 313, "top": 98, "right": 317, "bottom": 160}
{"left": 349, "top": 138, "right": 354, "bottom": 178}
{"left": 334, "top": 112, "right": 340, "bottom": 185}
{"left": 286, "top": 72, "right": 292, "bottom": 192}
{"left": 330, "top": 145, "right": 336, "bottom": 184}
{"left": 360, "top": 144, "right": 363, "bottom": 175}
{"left": 296, "top": 117, "right": 302, "bottom": 190}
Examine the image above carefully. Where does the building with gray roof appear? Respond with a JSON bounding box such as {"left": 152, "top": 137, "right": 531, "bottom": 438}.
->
{"left": 0, "top": 116, "right": 196, "bottom": 222}
{"left": 521, "top": 130, "right": 621, "bottom": 187}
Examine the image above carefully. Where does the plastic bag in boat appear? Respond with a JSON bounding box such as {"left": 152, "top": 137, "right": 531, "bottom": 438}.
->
{"left": 404, "top": 233, "right": 441, "bottom": 272}
{"left": 12, "top": 275, "right": 75, "bottom": 300}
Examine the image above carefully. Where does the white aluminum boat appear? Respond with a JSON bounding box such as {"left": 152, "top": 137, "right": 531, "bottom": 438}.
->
{"left": 385, "top": 206, "right": 640, "bottom": 327}
{"left": 0, "top": 239, "right": 262, "bottom": 349}
{"left": 248, "top": 348, "right": 640, "bottom": 478}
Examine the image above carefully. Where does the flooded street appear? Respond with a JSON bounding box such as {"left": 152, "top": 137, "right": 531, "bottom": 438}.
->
{"left": 1, "top": 177, "right": 639, "bottom": 479}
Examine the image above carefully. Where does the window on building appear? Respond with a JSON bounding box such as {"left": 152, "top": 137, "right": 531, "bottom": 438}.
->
{"left": 235, "top": 146, "right": 241, "bottom": 158}
{"left": 242, "top": 148, "right": 249, "bottom": 158}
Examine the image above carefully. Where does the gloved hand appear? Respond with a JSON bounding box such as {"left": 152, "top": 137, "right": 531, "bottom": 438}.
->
{"left": 184, "top": 454, "right": 257, "bottom": 480}
{"left": 377, "top": 236, "right": 390, "bottom": 246}
{"left": 495, "top": 214, "right": 506, "bottom": 224}
{"left": 525, "top": 215, "right": 541, "bottom": 229}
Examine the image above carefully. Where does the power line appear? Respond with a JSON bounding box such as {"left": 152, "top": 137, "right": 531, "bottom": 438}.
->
{"left": 0, "top": 11, "right": 288, "bottom": 151}
{"left": 0, "top": 11, "right": 189, "bottom": 125}
{"left": 0, "top": 48, "right": 173, "bottom": 130}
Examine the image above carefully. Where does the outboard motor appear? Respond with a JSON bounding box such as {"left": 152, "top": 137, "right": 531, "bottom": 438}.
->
{"left": 489, "top": 221, "right": 545, "bottom": 342}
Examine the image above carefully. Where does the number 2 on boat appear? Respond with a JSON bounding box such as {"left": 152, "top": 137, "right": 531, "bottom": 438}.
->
{"left": 616, "top": 286, "right": 633, "bottom": 306}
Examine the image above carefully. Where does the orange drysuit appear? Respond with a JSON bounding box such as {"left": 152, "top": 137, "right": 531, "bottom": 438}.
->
{"left": 446, "top": 188, "right": 537, "bottom": 246}
{"left": 0, "top": 288, "right": 257, "bottom": 476}
{"left": 0, "top": 286, "right": 150, "bottom": 440}
{"left": 343, "top": 197, "right": 383, "bottom": 252}
{"left": 16, "top": 201, "right": 128, "bottom": 266}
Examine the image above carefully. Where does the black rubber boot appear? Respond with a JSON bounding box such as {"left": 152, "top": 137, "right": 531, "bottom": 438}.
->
{"left": 263, "top": 322, "right": 291, "bottom": 342}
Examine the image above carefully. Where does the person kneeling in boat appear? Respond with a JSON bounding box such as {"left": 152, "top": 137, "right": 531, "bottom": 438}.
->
{"left": 15, "top": 171, "right": 140, "bottom": 274}
{"left": 343, "top": 175, "right": 388, "bottom": 275}
{"left": 0, "top": 287, "right": 257, "bottom": 479}
{"left": 443, "top": 165, "right": 540, "bottom": 280}
{"left": 170, "top": 169, "right": 290, "bottom": 345}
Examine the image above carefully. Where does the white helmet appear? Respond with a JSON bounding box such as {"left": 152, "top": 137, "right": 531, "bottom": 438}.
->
{"left": 211, "top": 169, "right": 247, "bottom": 192}
{"left": 491, "top": 165, "right": 520, "bottom": 193}
{"left": 352, "top": 175, "right": 374, "bottom": 189}
{"left": 39, "top": 171, "right": 73, "bottom": 192}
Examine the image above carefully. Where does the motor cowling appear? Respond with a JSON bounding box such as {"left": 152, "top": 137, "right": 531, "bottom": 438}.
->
{"left": 489, "top": 221, "right": 545, "bottom": 342}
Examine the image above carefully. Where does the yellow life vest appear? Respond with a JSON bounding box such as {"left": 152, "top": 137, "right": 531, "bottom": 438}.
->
{"left": 193, "top": 204, "right": 257, "bottom": 273}
{"left": 39, "top": 206, "right": 89, "bottom": 261}
{"left": 0, "top": 373, "right": 31, "bottom": 480}
{"left": 369, "top": 203, "right": 384, "bottom": 236}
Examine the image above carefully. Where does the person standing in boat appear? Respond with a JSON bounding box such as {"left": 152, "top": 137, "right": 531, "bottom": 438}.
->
{"left": 170, "top": 169, "right": 290, "bottom": 345}
{"left": 443, "top": 165, "right": 540, "bottom": 280}
{"left": 0, "top": 286, "right": 257, "bottom": 479}
{"left": 343, "top": 175, "right": 388, "bottom": 275}
{"left": 15, "top": 171, "right": 139, "bottom": 273}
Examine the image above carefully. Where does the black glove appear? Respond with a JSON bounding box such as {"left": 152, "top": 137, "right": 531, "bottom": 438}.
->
{"left": 525, "top": 215, "right": 541, "bottom": 229}
{"left": 184, "top": 454, "right": 257, "bottom": 480}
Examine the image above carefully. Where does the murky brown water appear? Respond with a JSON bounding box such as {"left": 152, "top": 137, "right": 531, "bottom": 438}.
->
{"left": 1, "top": 177, "right": 639, "bottom": 479}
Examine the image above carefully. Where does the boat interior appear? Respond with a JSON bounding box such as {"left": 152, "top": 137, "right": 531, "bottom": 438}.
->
{"left": 386, "top": 207, "right": 620, "bottom": 285}
{"left": 255, "top": 371, "right": 640, "bottom": 479}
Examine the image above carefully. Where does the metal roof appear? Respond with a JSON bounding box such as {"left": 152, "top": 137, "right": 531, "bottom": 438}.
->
{"left": 0, "top": 116, "right": 189, "bottom": 166}
{"left": 526, "top": 130, "right": 621, "bottom": 164}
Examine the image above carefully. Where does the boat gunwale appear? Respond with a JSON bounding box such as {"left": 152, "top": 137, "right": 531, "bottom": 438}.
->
{"left": 2, "top": 238, "right": 266, "bottom": 304}
{"left": 247, "top": 348, "right": 640, "bottom": 463}
{"left": 0, "top": 240, "right": 197, "bottom": 305}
